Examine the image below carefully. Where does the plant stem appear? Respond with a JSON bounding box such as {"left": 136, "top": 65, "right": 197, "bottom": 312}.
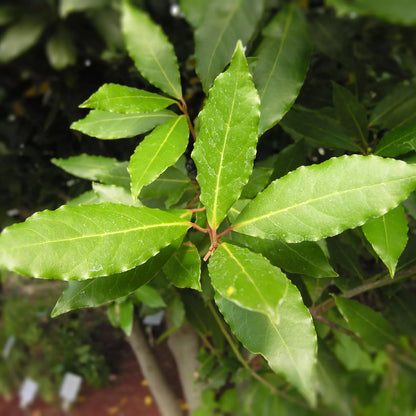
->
{"left": 178, "top": 98, "right": 197, "bottom": 142}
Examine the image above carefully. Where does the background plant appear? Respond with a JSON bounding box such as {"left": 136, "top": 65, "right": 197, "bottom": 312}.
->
{"left": 1, "top": 1, "right": 416, "bottom": 415}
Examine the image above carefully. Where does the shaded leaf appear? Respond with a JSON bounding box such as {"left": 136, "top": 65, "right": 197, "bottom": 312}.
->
{"left": 129, "top": 116, "right": 189, "bottom": 198}
{"left": 216, "top": 293, "right": 317, "bottom": 405}
{"left": 163, "top": 241, "right": 201, "bottom": 290}
{"left": 335, "top": 296, "right": 399, "bottom": 349}
{"left": 226, "top": 232, "right": 337, "bottom": 278}
{"left": 0, "top": 15, "right": 46, "bottom": 62}
{"left": 240, "top": 166, "right": 272, "bottom": 199}
{"left": 80, "top": 83, "right": 176, "bottom": 113}
{"left": 234, "top": 155, "right": 416, "bottom": 243}
{"left": 122, "top": 2, "right": 182, "bottom": 99}
{"left": 270, "top": 140, "right": 307, "bottom": 181}
{"left": 71, "top": 109, "right": 176, "bottom": 139}
{"left": 135, "top": 285, "right": 166, "bottom": 308}
{"left": 59, "top": 0, "right": 109, "bottom": 18}
{"left": 0, "top": 203, "right": 190, "bottom": 280}
{"left": 280, "top": 106, "right": 361, "bottom": 151}
{"left": 362, "top": 205, "right": 408, "bottom": 277}
{"left": 254, "top": 4, "right": 312, "bottom": 134}
{"left": 108, "top": 298, "right": 134, "bottom": 335}
{"left": 46, "top": 27, "right": 77, "bottom": 70}
{"left": 179, "top": 0, "right": 210, "bottom": 27}
{"left": 193, "top": 0, "right": 264, "bottom": 92}
{"left": 375, "top": 121, "right": 416, "bottom": 157}
{"left": 192, "top": 42, "right": 260, "bottom": 229}
{"left": 52, "top": 154, "right": 130, "bottom": 188}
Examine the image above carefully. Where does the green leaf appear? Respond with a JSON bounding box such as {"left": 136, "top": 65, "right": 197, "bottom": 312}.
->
{"left": 59, "top": 0, "right": 109, "bottom": 18}
{"left": 375, "top": 121, "right": 416, "bottom": 157}
{"left": 108, "top": 298, "right": 134, "bottom": 335}
{"left": 45, "top": 27, "right": 77, "bottom": 70}
{"left": 71, "top": 109, "right": 176, "bottom": 139}
{"left": 240, "top": 165, "right": 272, "bottom": 199}
{"left": 80, "top": 83, "right": 176, "bottom": 113}
{"left": 280, "top": 106, "right": 361, "bottom": 151}
{"left": 193, "top": 0, "right": 264, "bottom": 92}
{"left": 168, "top": 296, "right": 186, "bottom": 328}
{"left": 332, "top": 83, "right": 368, "bottom": 143}
{"left": 369, "top": 83, "right": 416, "bottom": 129}
{"left": 52, "top": 245, "right": 174, "bottom": 316}
{"left": 234, "top": 155, "right": 416, "bottom": 243}
{"left": 192, "top": 41, "right": 260, "bottom": 229}
{"left": 0, "top": 15, "right": 46, "bottom": 62}
{"left": 0, "top": 203, "right": 190, "bottom": 280}
{"left": 362, "top": 205, "right": 408, "bottom": 277}
{"left": 254, "top": 4, "right": 312, "bottom": 135}
{"left": 135, "top": 285, "right": 166, "bottom": 308}
{"left": 335, "top": 296, "right": 399, "bottom": 349}
{"left": 163, "top": 241, "right": 201, "bottom": 290}
{"left": 179, "top": 0, "right": 210, "bottom": 27}
{"left": 92, "top": 183, "right": 141, "bottom": 206}
{"left": 216, "top": 293, "right": 317, "bottom": 405}
{"left": 226, "top": 232, "right": 337, "bottom": 278}
{"left": 210, "top": 243, "right": 293, "bottom": 323}
{"left": 0, "top": 6, "right": 17, "bottom": 26}
{"left": 67, "top": 190, "right": 100, "bottom": 206}
{"left": 52, "top": 154, "right": 130, "bottom": 188}
{"left": 129, "top": 116, "right": 189, "bottom": 198}
{"left": 122, "top": 2, "right": 182, "bottom": 99}
{"left": 270, "top": 140, "right": 307, "bottom": 181}
{"left": 326, "top": 0, "right": 416, "bottom": 26}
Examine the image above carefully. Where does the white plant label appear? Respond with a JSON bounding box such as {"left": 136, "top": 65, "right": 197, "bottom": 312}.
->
{"left": 19, "top": 378, "right": 38, "bottom": 409}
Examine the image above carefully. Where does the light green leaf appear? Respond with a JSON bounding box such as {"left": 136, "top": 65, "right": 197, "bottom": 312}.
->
{"left": 108, "top": 298, "right": 134, "bottom": 335}
{"left": 168, "top": 296, "right": 186, "bottom": 328}
{"left": 0, "top": 203, "right": 191, "bottom": 280}
{"left": 52, "top": 245, "right": 174, "bottom": 316}
{"left": 92, "top": 183, "right": 141, "bottom": 206}
{"left": 234, "top": 155, "right": 416, "bottom": 243}
{"left": 179, "top": 0, "right": 210, "bottom": 27}
{"left": 122, "top": 2, "right": 182, "bottom": 99}
{"left": 135, "top": 285, "right": 166, "bottom": 308}
{"left": 0, "top": 15, "right": 46, "bottom": 62}
{"left": 280, "top": 106, "right": 361, "bottom": 151}
{"left": 362, "top": 205, "right": 408, "bottom": 277}
{"left": 210, "top": 243, "right": 291, "bottom": 322}
{"left": 254, "top": 4, "right": 312, "bottom": 135}
{"left": 71, "top": 109, "right": 176, "bottom": 139}
{"left": 80, "top": 83, "right": 176, "bottom": 113}
{"left": 59, "top": 0, "right": 109, "bottom": 18}
{"left": 332, "top": 83, "right": 368, "bottom": 143}
{"left": 227, "top": 199, "right": 250, "bottom": 224}
{"left": 67, "top": 190, "right": 100, "bottom": 206}
{"left": 216, "top": 293, "right": 317, "bottom": 405}
{"left": 52, "top": 154, "right": 130, "bottom": 188}
{"left": 375, "top": 121, "right": 416, "bottom": 157}
{"left": 163, "top": 241, "right": 201, "bottom": 290}
{"left": 369, "top": 83, "right": 416, "bottom": 129}
{"left": 192, "top": 41, "right": 260, "bottom": 229}
{"left": 326, "top": 0, "right": 416, "bottom": 26}
{"left": 226, "top": 232, "right": 337, "bottom": 278}
{"left": 193, "top": 0, "right": 264, "bottom": 92}
{"left": 335, "top": 296, "right": 398, "bottom": 349}
{"left": 129, "top": 116, "right": 189, "bottom": 198}
{"left": 46, "top": 27, "right": 77, "bottom": 70}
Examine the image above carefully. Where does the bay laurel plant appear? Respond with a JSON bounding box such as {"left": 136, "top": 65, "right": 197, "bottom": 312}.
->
{"left": 2, "top": 0, "right": 416, "bottom": 414}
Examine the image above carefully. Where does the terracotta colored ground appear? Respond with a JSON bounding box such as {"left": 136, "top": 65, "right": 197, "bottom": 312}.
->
{"left": 0, "top": 340, "right": 185, "bottom": 416}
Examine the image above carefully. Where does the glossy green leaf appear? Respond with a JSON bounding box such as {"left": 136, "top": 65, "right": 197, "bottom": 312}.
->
{"left": 92, "top": 183, "right": 141, "bottom": 206}
{"left": 227, "top": 200, "right": 250, "bottom": 224}
{"left": 362, "top": 205, "right": 408, "bottom": 277}
{"left": 226, "top": 232, "right": 337, "bottom": 278}
{"left": 46, "top": 27, "right": 76, "bottom": 70}
{"left": 129, "top": 116, "right": 189, "bottom": 198}
{"left": 52, "top": 154, "right": 130, "bottom": 188}
{"left": 335, "top": 297, "right": 399, "bottom": 349}
{"left": 216, "top": 293, "right": 317, "bottom": 405}
{"left": 0, "top": 15, "right": 46, "bottom": 62}
{"left": 240, "top": 166, "right": 272, "bottom": 199}
{"left": 254, "top": 4, "right": 312, "bottom": 135}
{"left": 280, "top": 106, "right": 361, "bottom": 151}
{"left": 375, "top": 121, "right": 416, "bottom": 157}
{"left": 71, "top": 109, "right": 176, "bottom": 139}
{"left": 234, "top": 155, "right": 416, "bottom": 243}
{"left": 67, "top": 190, "right": 100, "bottom": 206}
{"left": 332, "top": 83, "right": 368, "bottom": 143}
{"left": 0, "top": 203, "right": 191, "bottom": 280}
{"left": 52, "top": 245, "right": 174, "bottom": 316}
{"left": 210, "top": 243, "right": 294, "bottom": 323}
{"left": 59, "top": 0, "right": 109, "bottom": 18}
{"left": 122, "top": 2, "right": 182, "bottom": 99}
{"left": 193, "top": 0, "right": 264, "bottom": 92}
{"left": 369, "top": 83, "right": 416, "bottom": 129}
{"left": 135, "top": 285, "right": 166, "bottom": 308}
{"left": 326, "top": 0, "right": 416, "bottom": 26}
{"left": 192, "top": 42, "right": 260, "bottom": 229}
{"left": 80, "top": 83, "right": 176, "bottom": 113}
{"left": 163, "top": 241, "right": 201, "bottom": 290}
{"left": 108, "top": 298, "right": 134, "bottom": 335}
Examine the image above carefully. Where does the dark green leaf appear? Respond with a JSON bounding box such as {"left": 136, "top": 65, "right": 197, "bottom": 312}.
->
{"left": 375, "top": 121, "right": 416, "bottom": 157}
{"left": 45, "top": 27, "right": 77, "bottom": 70}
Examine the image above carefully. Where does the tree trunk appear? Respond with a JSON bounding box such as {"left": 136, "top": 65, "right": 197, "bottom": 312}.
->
{"left": 126, "top": 318, "right": 183, "bottom": 416}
